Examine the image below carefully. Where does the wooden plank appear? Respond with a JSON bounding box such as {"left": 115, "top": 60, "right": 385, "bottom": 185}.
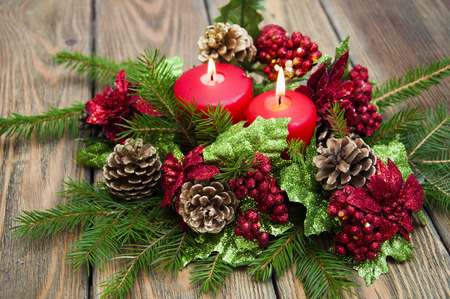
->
{"left": 91, "top": 1, "right": 277, "bottom": 298}
{"left": 0, "top": 0, "right": 91, "bottom": 298}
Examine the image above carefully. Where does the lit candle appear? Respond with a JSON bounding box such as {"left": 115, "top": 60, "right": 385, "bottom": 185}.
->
{"left": 246, "top": 68, "right": 316, "bottom": 144}
{"left": 174, "top": 59, "right": 253, "bottom": 122}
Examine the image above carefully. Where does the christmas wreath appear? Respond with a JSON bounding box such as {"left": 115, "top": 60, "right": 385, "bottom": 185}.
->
{"left": 1, "top": 1, "right": 449, "bottom": 298}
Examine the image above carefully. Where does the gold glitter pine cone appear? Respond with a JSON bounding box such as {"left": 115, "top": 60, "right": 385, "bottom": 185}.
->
{"left": 178, "top": 179, "right": 239, "bottom": 233}
{"left": 198, "top": 22, "right": 257, "bottom": 63}
{"left": 313, "top": 136, "right": 376, "bottom": 190}
{"left": 103, "top": 138, "right": 162, "bottom": 200}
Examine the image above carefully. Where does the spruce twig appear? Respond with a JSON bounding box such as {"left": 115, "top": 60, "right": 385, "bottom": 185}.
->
{"left": 190, "top": 252, "right": 233, "bottom": 295}
{"left": 373, "top": 58, "right": 449, "bottom": 111}
{"left": 0, "top": 103, "right": 84, "bottom": 140}
{"left": 325, "top": 102, "right": 348, "bottom": 139}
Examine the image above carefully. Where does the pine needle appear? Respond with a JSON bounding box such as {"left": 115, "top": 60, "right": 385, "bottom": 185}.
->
{"left": 325, "top": 102, "right": 348, "bottom": 138}
{"left": 373, "top": 58, "right": 449, "bottom": 111}
{"left": 54, "top": 51, "right": 134, "bottom": 84}
{"left": 0, "top": 103, "right": 84, "bottom": 140}
{"left": 190, "top": 252, "right": 233, "bottom": 295}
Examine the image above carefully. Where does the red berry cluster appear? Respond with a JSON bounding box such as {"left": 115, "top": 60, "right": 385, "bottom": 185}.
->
{"left": 254, "top": 25, "right": 322, "bottom": 81}
{"left": 234, "top": 209, "right": 270, "bottom": 247}
{"left": 229, "top": 153, "right": 289, "bottom": 224}
{"left": 327, "top": 186, "right": 385, "bottom": 261}
{"left": 344, "top": 65, "right": 382, "bottom": 136}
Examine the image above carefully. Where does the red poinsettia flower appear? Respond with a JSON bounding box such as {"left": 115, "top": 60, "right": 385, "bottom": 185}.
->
{"left": 295, "top": 51, "right": 382, "bottom": 136}
{"left": 160, "top": 146, "right": 220, "bottom": 208}
{"left": 85, "top": 70, "right": 158, "bottom": 143}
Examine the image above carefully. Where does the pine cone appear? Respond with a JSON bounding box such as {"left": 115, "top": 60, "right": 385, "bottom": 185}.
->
{"left": 313, "top": 136, "right": 376, "bottom": 190}
{"left": 198, "top": 23, "right": 256, "bottom": 63}
{"left": 103, "top": 138, "right": 162, "bottom": 200}
{"left": 178, "top": 179, "right": 239, "bottom": 233}
{"left": 316, "top": 122, "right": 360, "bottom": 148}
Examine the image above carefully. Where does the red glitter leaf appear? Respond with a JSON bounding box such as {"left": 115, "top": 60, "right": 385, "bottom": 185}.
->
{"left": 387, "top": 159, "right": 404, "bottom": 197}
{"left": 400, "top": 174, "right": 425, "bottom": 211}
{"left": 330, "top": 51, "right": 349, "bottom": 79}
{"left": 379, "top": 218, "right": 398, "bottom": 242}
{"left": 295, "top": 85, "right": 314, "bottom": 100}
{"left": 335, "top": 81, "right": 354, "bottom": 99}
{"left": 114, "top": 70, "right": 129, "bottom": 93}
{"left": 366, "top": 174, "right": 390, "bottom": 203}
{"left": 346, "top": 187, "right": 381, "bottom": 213}
{"left": 186, "top": 164, "right": 220, "bottom": 180}
{"left": 307, "top": 63, "right": 327, "bottom": 91}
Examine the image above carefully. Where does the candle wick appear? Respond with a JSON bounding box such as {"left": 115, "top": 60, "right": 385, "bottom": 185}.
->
{"left": 278, "top": 96, "right": 281, "bottom": 106}
{"left": 210, "top": 70, "right": 214, "bottom": 81}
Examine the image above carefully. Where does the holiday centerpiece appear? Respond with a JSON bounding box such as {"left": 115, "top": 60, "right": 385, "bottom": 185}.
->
{"left": 1, "top": 1, "right": 449, "bottom": 298}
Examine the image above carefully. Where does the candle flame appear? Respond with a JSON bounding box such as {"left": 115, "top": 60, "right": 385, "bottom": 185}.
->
{"left": 276, "top": 68, "right": 285, "bottom": 98}
{"left": 208, "top": 58, "right": 216, "bottom": 80}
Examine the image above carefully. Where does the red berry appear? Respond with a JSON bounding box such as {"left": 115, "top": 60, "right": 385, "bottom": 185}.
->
{"left": 274, "top": 194, "right": 284, "bottom": 205}
{"left": 346, "top": 205, "right": 356, "bottom": 216}
{"left": 243, "top": 232, "right": 254, "bottom": 240}
{"left": 369, "top": 242, "right": 381, "bottom": 252}
{"left": 254, "top": 170, "right": 264, "bottom": 181}
{"left": 240, "top": 221, "right": 251, "bottom": 234}
{"left": 273, "top": 204, "right": 287, "bottom": 215}
{"left": 366, "top": 252, "right": 377, "bottom": 260}
{"left": 251, "top": 222, "right": 261, "bottom": 234}
{"left": 249, "top": 188, "right": 259, "bottom": 198}
{"left": 245, "top": 209, "right": 260, "bottom": 223}
{"left": 257, "top": 203, "right": 268, "bottom": 212}
{"left": 234, "top": 226, "right": 242, "bottom": 236}
{"left": 360, "top": 246, "right": 368, "bottom": 255}
{"left": 327, "top": 205, "right": 338, "bottom": 217}
{"left": 346, "top": 242, "right": 357, "bottom": 252}
{"left": 350, "top": 225, "right": 360, "bottom": 236}
{"left": 337, "top": 233, "right": 351, "bottom": 245}
{"left": 362, "top": 222, "right": 373, "bottom": 234}
{"left": 335, "top": 245, "right": 346, "bottom": 255}
{"left": 246, "top": 178, "right": 256, "bottom": 189}
{"left": 258, "top": 231, "right": 269, "bottom": 243}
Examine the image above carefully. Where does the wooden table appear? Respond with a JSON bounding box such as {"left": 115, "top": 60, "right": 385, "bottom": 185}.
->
{"left": 1, "top": 0, "right": 449, "bottom": 298}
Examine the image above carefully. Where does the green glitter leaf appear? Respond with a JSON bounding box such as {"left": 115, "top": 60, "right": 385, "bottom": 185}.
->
{"left": 203, "top": 117, "right": 291, "bottom": 178}
{"left": 151, "top": 133, "right": 184, "bottom": 161}
{"left": 180, "top": 224, "right": 261, "bottom": 268}
{"left": 75, "top": 142, "right": 115, "bottom": 169}
{"left": 373, "top": 137, "right": 412, "bottom": 179}
{"left": 280, "top": 141, "right": 337, "bottom": 236}
{"left": 316, "top": 54, "right": 332, "bottom": 66}
{"left": 353, "top": 234, "right": 414, "bottom": 285}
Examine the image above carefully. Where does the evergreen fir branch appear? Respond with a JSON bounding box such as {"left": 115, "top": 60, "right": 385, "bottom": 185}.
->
{"left": 399, "top": 101, "right": 450, "bottom": 212}
{"left": 286, "top": 138, "right": 306, "bottom": 165}
{"left": 194, "top": 102, "right": 233, "bottom": 146}
{"left": 325, "top": 102, "right": 348, "bottom": 138}
{"left": 11, "top": 200, "right": 109, "bottom": 240}
{"left": 54, "top": 51, "right": 134, "bottom": 84}
{"left": 129, "top": 49, "right": 197, "bottom": 148}
{"left": 249, "top": 226, "right": 302, "bottom": 281}
{"left": 373, "top": 58, "right": 450, "bottom": 111}
{"left": 66, "top": 211, "right": 122, "bottom": 274}
{"left": 295, "top": 242, "right": 358, "bottom": 299}
{"left": 100, "top": 225, "right": 180, "bottom": 299}
{"left": 190, "top": 252, "right": 234, "bottom": 295}
{"left": 0, "top": 103, "right": 84, "bottom": 140}
{"left": 366, "top": 105, "right": 425, "bottom": 144}
{"left": 215, "top": 154, "right": 260, "bottom": 181}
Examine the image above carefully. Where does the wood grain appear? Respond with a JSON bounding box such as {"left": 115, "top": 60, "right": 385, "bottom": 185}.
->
{"left": 0, "top": 0, "right": 91, "bottom": 298}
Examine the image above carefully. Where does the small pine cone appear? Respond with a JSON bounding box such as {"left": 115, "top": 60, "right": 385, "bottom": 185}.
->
{"left": 313, "top": 137, "right": 376, "bottom": 190}
{"left": 103, "top": 138, "right": 162, "bottom": 200}
{"left": 178, "top": 179, "right": 239, "bottom": 233}
{"left": 198, "top": 23, "right": 256, "bottom": 63}
{"left": 316, "top": 122, "right": 361, "bottom": 148}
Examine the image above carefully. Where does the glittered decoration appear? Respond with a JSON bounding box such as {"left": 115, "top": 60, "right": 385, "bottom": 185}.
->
{"left": 164, "top": 56, "right": 184, "bottom": 78}
{"left": 372, "top": 137, "right": 412, "bottom": 179}
{"left": 353, "top": 234, "right": 414, "bottom": 285}
{"left": 239, "top": 196, "right": 293, "bottom": 236}
{"left": 180, "top": 224, "right": 261, "bottom": 267}
{"left": 203, "top": 117, "right": 291, "bottom": 178}
{"left": 76, "top": 141, "right": 115, "bottom": 169}
{"left": 280, "top": 139, "right": 338, "bottom": 236}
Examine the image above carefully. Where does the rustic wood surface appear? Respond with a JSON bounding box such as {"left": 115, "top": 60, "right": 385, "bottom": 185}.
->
{"left": 0, "top": 0, "right": 449, "bottom": 298}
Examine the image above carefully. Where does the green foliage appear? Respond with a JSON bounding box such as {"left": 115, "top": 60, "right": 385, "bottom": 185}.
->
{"left": 286, "top": 138, "right": 306, "bottom": 165}
{"left": 203, "top": 117, "right": 291, "bottom": 178}
{"left": 0, "top": 103, "right": 84, "bottom": 140}
{"left": 399, "top": 101, "right": 450, "bottom": 212}
{"left": 325, "top": 102, "right": 348, "bottom": 138}
{"left": 54, "top": 50, "right": 135, "bottom": 85}
{"left": 215, "top": 154, "right": 260, "bottom": 182}
{"left": 353, "top": 234, "right": 414, "bottom": 285}
{"left": 190, "top": 253, "right": 234, "bottom": 295}
{"left": 193, "top": 102, "right": 233, "bottom": 146}
{"left": 214, "top": 0, "right": 266, "bottom": 38}
{"left": 372, "top": 138, "right": 413, "bottom": 180}
{"left": 367, "top": 105, "right": 425, "bottom": 144}
{"left": 373, "top": 58, "right": 450, "bottom": 111}
{"left": 76, "top": 141, "right": 115, "bottom": 169}
{"left": 249, "top": 226, "right": 358, "bottom": 298}
{"left": 280, "top": 140, "right": 337, "bottom": 236}
{"left": 119, "top": 49, "right": 197, "bottom": 149}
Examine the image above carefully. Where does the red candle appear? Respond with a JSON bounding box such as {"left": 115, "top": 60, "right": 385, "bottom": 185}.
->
{"left": 246, "top": 69, "right": 316, "bottom": 144}
{"left": 174, "top": 59, "right": 253, "bottom": 122}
